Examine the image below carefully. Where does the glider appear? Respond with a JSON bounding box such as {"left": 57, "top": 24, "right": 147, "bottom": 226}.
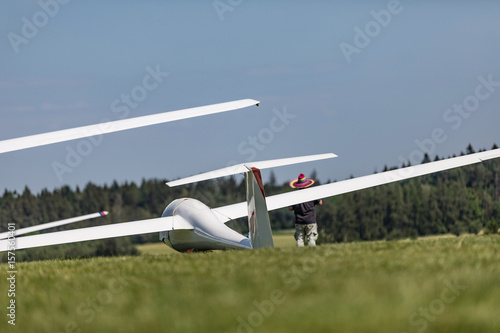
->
{"left": 1, "top": 98, "right": 499, "bottom": 253}
{"left": 1, "top": 148, "right": 500, "bottom": 253}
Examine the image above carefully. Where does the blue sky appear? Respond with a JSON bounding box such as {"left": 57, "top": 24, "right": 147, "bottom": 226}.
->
{"left": 1, "top": 0, "right": 499, "bottom": 195}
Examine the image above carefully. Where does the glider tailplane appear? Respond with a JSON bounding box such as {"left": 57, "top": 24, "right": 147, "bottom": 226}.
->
{"left": 246, "top": 167, "right": 274, "bottom": 249}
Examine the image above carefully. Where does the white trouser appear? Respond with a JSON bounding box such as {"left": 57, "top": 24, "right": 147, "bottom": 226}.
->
{"left": 294, "top": 223, "right": 318, "bottom": 247}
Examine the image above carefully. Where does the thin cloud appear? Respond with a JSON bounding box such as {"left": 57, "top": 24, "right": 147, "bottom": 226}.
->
{"left": 0, "top": 77, "right": 87, "bottom": 89}
{"left": 0, "top": 102, "right": 89, "bottom": 114}
{"left": 40, "top": 101, "right": 89, "bottom": 111}
{"left": 247, "top": 65, "right": 306, "bottom": 77}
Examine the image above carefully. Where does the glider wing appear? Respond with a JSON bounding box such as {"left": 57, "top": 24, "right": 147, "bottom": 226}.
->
{"left": 212, "top": 148, "right": 500, "bottom": 222}
{"left": 0, "top": 211, "right": 108, "bottom": 240}
{"left": 0, "top": 99, "right": 259, "bottom": 154}
{"left": 0, "top": 216, "right": 193, "bottom": 252}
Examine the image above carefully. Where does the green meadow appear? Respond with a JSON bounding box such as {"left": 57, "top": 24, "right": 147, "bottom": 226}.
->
{"left": 1, "top": 233, "right": 499, "bottom": 333}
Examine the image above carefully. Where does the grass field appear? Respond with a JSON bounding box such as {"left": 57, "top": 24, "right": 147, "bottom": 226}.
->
{"left": 1, "top": 233, "right": 499, "bottom": 333}
{"left": 135, "top": 229, "right": 297, "bottom": 256}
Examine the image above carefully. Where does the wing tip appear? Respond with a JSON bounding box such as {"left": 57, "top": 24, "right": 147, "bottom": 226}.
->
{"left": 239, "top": 98, "right": 260, "bottom": 107}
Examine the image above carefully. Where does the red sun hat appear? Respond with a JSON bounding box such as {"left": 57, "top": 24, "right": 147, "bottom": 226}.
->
{"left": 289, "top": 173, "right": 315, "bottom": 189}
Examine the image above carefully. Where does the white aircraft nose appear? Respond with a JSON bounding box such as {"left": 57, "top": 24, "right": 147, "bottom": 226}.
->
{"left": 161, "top": 198, "right": 252, "bottom": 251}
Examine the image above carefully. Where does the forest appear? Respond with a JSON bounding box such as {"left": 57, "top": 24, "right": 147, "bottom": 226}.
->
{"left": 1, "top": 144, "right": 499, "bottom": 261}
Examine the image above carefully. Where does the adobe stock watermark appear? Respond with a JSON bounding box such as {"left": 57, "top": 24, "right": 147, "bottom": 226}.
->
{"left": 401, "top": 278, "right": 467, "bottom": 333}
{"left": 190, "top": 105, "right": 295, "bottom": 209}
{"left": 228, "top": 252, "right": 326, "bottom": 333}
{"left": 5, "top": 223, "right": 17, "bottom": 326}
{"left": 213, "top": 0, "right": 243, "bottom": 21}
{"left": 55, "top": 275, "right": 132, "bottom": 333}
{"left": 229, "top": 106, "right": 296, "bottom": 165}
{"left": 339, "top": 0, "right": 404, "bottom": 64}
{"left": 7, "top": 0, "right": 71, "bottom": 54}
{"left": 51, "top": 64, "right": 169, "bottom": 182}
{"left": 396, "top": 73, "right": 499, "bottom": 172}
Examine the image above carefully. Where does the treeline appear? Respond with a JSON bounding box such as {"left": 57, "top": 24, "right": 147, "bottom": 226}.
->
{"left": 0, "top": 144, "right": 499, "bottom": 261}
{"left": 318, "top": 144, "right": 500, "bottom": 243}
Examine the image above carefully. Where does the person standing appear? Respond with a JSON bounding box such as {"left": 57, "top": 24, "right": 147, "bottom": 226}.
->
{"left": 288, "top": 173, "right": 322, "bottom": 246}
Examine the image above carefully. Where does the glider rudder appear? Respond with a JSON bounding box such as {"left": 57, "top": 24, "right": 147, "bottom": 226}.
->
{"left": 246, "top": 167, "right": 274, "bottom": 249}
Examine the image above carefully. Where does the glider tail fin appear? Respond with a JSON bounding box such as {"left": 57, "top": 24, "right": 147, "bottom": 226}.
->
{"left": 246, "top": 167, "right": 274, "bottom": 249}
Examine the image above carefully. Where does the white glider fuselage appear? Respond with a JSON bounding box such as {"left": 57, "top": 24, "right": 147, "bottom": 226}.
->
{"left": 159, "top": 198, "right": 252, "bottom": 252}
